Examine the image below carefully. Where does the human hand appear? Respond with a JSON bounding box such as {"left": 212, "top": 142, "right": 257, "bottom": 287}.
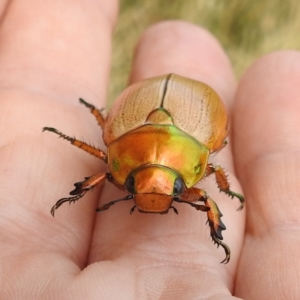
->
{"left": 1, "top": 1, "right": 300, "bottom": 299}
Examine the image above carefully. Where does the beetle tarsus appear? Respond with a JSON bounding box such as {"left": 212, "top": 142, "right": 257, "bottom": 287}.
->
{"left": 43, "top": 126, "right": 107, "bottom": 161}
{"left": 211, "top": 235, "right": 231, "bottom": 264}
{"left": 224, "top": 190, "right": 245, "bottom": 210}
{"left": 43, "top": 127, "right": 75, "bottom": 142}
{"left": 51, "top": 192, "right": 87, "bottom": 217}
{"left": 170, "top": 206, "right": 178, "bottom": 214}
{"left": 130, "top": 205, "right": 136, "bottom": 214}
{"left": 79, "top": 98, "right": 106, "bottom": 129}
{"left": 96, "top": 195, "right": 134, "bottom": 212}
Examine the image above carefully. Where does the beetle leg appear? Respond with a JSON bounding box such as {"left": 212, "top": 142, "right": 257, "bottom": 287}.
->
{"left": 130, "top": 205, "right": 136, "bottom": 214}
{"left": 43, "top": 127, "right": 107, "bottom": 162}
{"left": 96, "top": 195, "right": 133, "bottom": 212}
{"left": 170, "top": 206, "right": 179, "bottom": 214}
{"left": 176, "top": 187, "right": 230, "bottom": 263}
{"left": 51, "top": 173, "right": 107, "bottom": 216}
{"left": 206, "top": 164, "right": 244, "bottom": 210}
{"left": 79, "top": 98, "right": 106, "bottom": 130}
{"left": 173, "top": 197, "right": 209, "bottom": 212}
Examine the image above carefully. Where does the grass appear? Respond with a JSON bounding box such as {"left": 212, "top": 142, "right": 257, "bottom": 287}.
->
{"left": 108, "top": 0, "right": 300, "bottom": 103}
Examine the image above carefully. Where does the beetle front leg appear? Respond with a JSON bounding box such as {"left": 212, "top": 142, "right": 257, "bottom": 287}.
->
{"left": 51, "top": 173, "right": 107, "bottom": 216}
{"left": 205, "top": 196, "right": 230, "bottom": 264}
{"left": 206, "top": 164, "right": 244, "bottom": 210}
{"left": 177, "top": 187, "right": 230, "bottom": 263}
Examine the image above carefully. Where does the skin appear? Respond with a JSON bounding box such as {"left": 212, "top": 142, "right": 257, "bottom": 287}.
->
{"left": 1, "top": 1, "right": 300, "bottom": 299}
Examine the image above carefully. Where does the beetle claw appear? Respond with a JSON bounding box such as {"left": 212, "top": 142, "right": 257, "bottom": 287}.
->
{"left": 50, "top": 192, "right": 87, "bottom": 217}
{"left": 211, "top": 235, "right": 231, "bottom": 264}
{"left": 225, "top": 191, "right": 245, "bottom": 210}
{"left": 79, "top": 98, "right": 106, "bottom": 129}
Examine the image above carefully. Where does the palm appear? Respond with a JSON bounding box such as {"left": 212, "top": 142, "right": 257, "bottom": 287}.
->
{"left": 1, "top": 2, "right": 300, "bottom": 300}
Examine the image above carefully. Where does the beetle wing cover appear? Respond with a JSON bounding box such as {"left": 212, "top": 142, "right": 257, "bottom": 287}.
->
{"left": 162, "top": 75, "right": 229, "bottom": 152}
{"left": 103, "top": 75, "right": 167, "bottom": 145}
{"left": 104, "top": 74, "right": 228, "bottom": 152}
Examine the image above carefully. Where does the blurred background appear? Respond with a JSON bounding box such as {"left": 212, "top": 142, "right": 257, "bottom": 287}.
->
{"left": 108, "top": 0, "right": 300, "bottom": 104}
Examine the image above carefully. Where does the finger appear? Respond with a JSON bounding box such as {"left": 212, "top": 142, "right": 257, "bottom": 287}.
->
{"left": 90, "top": 21, "right": 245, "bottom": 298}
{"left": 0, "top": 0, "right": 118, "bottom": 292}
{"left": 0, "top": 0, "right": 116, "bottom": 102}
{"left": 233, "top": 50, "right": 300, "bottom": 299}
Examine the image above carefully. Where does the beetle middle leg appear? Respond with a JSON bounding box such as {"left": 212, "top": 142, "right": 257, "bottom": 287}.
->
{"left": 79, "top": 98, "right": 106, "bottom": 130}
{"left": 206, "top": 164, "right": 244, "bottom": 210}
{"left": 174, "top": 187, "right": 230, "bottom": 264}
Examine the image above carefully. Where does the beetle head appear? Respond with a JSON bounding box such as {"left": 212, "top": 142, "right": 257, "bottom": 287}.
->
{"left": 124, "top": 165, "right": 185, "bottom": 213}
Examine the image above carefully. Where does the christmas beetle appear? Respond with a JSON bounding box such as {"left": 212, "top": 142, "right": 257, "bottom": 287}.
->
{"left": 43, "top": 73, "right": 244, "bottom": 263}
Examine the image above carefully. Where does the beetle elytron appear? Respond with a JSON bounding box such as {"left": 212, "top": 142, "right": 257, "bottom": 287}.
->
{"left": 43, "top": 73, "right": 244, "bottom": 263}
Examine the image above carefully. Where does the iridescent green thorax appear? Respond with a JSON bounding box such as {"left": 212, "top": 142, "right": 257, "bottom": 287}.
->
{"left": 108, "top": 123, "right": 209, "bottom": 188}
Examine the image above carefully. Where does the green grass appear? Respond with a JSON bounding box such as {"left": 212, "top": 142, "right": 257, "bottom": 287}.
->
{"left": 108, "top": 0, "right": 300, "bottom": 103}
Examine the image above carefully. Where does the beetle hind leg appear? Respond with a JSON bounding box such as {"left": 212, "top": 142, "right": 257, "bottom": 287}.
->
{"left": 43, "top": 127, "right": 107, "bottom": 162}
{"left": 206, "top": 164, "right": 244, "bottom": 210}
{"left": 50, "top": 173, "right": 107, "bottom": 216}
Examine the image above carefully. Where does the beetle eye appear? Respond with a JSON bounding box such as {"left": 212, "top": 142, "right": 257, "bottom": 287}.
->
{"left": 125, "top": 175, "right": 135, "bottom": 194}
{"left": 173, "top": 177, "right": 184, "bottom": 195}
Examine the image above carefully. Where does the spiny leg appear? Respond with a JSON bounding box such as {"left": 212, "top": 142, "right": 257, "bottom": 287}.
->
{"left": 79, "top": 98, "right": 106, "bottom": 130}
{"left": 43, "top": 127, "right": 107, "bottom": 162}
{"left": 177, "top": 187, "right": 230, "bottom": 264}
{"left": 51, "top": 173, "right": 107, "bottom": 216}
{"left": 206, "top": 164, "right": 244, "bottom": 210}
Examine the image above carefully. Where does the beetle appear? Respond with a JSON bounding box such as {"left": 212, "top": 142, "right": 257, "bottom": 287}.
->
{"left": 43, "top": 73, "right": 244, "bottom": 263}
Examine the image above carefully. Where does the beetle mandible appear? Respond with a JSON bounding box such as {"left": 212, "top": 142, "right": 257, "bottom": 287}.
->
{"left": 43, "top": 73, "right": 244, "bottom": 264}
